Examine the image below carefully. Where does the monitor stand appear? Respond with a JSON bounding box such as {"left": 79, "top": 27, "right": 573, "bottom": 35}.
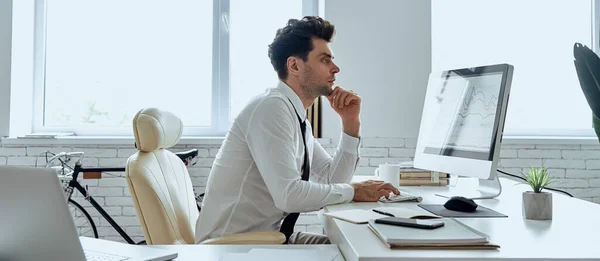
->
{"left": 435, "top": 172, "right": 502, "bottom": 200}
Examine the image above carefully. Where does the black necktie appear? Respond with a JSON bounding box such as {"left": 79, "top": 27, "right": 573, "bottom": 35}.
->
{"left": 279, "top": 112, "right": 310, "bottom": 244}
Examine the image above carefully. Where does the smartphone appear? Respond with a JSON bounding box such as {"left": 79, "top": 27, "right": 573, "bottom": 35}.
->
{"left": 374, "top": 217, "right": 444, "bottom": 229}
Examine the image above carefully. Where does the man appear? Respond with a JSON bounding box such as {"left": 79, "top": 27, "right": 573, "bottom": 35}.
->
{"left": 195, "top": 16, "right": 399, "bottom": 245}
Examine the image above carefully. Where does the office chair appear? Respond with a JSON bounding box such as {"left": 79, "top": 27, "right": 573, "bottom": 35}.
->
{"left": 125, "top": 108, "right": 286, "bottom": 245}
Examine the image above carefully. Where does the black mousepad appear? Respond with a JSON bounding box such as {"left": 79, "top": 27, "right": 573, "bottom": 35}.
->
{"left": 418, "top": 204, "right": 508, "bottom": 218}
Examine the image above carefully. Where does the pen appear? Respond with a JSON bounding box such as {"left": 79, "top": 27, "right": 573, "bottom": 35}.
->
{"left": 372, "top": 209, "right": 395, "bottom": 217}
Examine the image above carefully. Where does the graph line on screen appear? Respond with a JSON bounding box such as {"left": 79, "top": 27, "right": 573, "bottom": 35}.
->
{"left": 459, "top": 85, "right": 498, "bottom": 120}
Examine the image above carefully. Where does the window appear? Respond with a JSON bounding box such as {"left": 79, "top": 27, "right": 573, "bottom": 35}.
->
{"left": 432, "top": 0, "right": 595, "bottom": 136}
{"left": 230, "top": 0, "right": 303, "bottom": 121}
{"left": 32, "top": 0, "right": 316, "bottom": 136}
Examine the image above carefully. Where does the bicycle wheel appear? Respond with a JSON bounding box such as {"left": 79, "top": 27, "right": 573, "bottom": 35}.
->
{"left": 68, "top": 198, "right": 98, "bottom": 238}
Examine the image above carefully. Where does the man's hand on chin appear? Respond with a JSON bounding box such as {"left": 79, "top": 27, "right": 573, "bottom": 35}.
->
{"left": 326, "top": 86, "right": 361, "bottom": 138}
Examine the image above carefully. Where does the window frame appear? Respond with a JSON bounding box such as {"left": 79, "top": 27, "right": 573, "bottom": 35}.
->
{"left": 30, "top": 0, "right": 318, "bottom": 136}
{"left": 0, "top": 1, "right": 12, "bottom": 138}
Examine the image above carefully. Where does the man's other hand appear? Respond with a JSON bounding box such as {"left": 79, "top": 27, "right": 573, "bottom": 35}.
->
{"left": 350, "top": 180, "right": 400, "bottom": 202}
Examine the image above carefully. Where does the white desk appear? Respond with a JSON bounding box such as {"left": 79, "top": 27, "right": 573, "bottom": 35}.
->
{"left": 322, "top": 176, "right": 600, "bottom": 261}
{"left": 152, "top": 244, "right": 344, "bottom": 261}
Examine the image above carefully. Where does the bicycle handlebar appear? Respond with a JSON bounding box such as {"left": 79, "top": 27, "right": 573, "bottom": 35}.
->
{"left": 45, "top": 152, "right": 85, "bottom": 168}
{"left": 46, "top": 149, "right": 200, "bottom": 175}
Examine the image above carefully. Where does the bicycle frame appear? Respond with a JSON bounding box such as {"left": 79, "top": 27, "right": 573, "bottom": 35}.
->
{"left": 68, "top": 163, "right": 135, "bottom": 244}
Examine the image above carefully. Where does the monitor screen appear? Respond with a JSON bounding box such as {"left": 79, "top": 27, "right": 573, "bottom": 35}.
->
{"left": 414, "top": 64, "right": 513, "bottom": 180}
{"left": 423, "top": 69, "right": 504, "bottom": 161}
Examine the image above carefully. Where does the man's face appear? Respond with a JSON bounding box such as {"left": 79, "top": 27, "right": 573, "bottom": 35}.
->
{"left": 299, "top": 38, "right": 340, "bottom": 97}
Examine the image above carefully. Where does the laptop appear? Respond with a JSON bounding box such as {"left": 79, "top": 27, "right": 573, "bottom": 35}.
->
{"left": 0, "top": 165, "right": 178, "bottom": 261}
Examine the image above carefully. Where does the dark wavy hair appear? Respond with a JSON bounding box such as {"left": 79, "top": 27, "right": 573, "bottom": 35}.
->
{"left": 268, "top": 16, "right": 335, "bottom": 80}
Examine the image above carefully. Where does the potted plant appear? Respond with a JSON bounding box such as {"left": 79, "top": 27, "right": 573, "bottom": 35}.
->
{"left": 522, "top": 167, "right": 553, "bottom": 220}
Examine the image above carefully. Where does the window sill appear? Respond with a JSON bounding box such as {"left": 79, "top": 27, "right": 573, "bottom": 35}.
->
{"left": 502, "top": 135, "right": 599, "bottom": 145}
{"left": 0, "top": 136, "right": 334, "bottom": 147}
{"left": 0, "top": 136, "right": 227, "bottom": 146}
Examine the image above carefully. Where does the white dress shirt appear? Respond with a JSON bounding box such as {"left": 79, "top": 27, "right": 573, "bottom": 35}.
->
{"left": 195, "top": 81, "right": 360, "bottom": 243}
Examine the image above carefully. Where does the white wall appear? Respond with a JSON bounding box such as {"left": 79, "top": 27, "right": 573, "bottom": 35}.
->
{"left": 322, "top": 0, "right": 431, "bottom": 139}
{"left": 0, "top": 0, "right": 13, "bottom": 137}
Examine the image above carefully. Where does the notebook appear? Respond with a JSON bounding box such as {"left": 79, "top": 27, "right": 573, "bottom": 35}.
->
{"left": 324, "top": 207, "right": 440, "bottom": 224}
{"left": 367, "top": 218, "right": 499, "bottom": 249}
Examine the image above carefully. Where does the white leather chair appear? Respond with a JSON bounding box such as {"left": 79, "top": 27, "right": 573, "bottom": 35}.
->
{"left": 125, "top": 108, "right": 286, "bottom": 245}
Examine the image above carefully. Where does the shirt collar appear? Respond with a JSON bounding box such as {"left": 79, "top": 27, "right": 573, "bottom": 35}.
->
{"left": 277, "top": 80, "right": 307, "bottom": 122}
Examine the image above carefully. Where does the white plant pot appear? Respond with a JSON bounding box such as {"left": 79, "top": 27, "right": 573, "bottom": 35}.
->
{"left": 522, "top": 191, "right": 552, "bottom": 220}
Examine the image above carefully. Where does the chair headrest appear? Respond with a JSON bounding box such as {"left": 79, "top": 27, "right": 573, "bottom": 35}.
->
{"left": 133, "top": 108, "right": 183, "bottom": 152}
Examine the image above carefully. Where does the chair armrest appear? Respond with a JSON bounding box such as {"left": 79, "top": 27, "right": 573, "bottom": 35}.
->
{"left": 200, "top": 231, "right": 286, "bottom": 245}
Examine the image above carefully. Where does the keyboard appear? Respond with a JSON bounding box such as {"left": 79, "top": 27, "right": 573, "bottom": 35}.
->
{"left": 84, "top": 250, "right": 131, "bottom": 261}
{"left": 379, "top": 191, "right": 423, "bottom": 203}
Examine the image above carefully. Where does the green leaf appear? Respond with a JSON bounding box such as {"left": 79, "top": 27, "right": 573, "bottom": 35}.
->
{"left": 523, "top": 167, "right": 553, "bottom": 193}
{"left": 574, "top": 43, "right": 600, "bottom": 142}
{"left": 594, "top": 114, "right": 600, "bottom": 143}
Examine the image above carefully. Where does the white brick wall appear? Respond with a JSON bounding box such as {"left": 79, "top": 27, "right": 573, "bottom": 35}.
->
{"left": 517, "top": 149, "right": 561, "bottom": 159}
{"left": 360, "top": 148, "right": 388, "bottom": 157}
{"left": 0, "top": 147, "right": 26, "bottom": 156}
{"left": 586, "top": 160, "right": 600, "bottom": 169}
{"left": 26, "top": 146, "right": 72, "bottom": 156}
{"left": 2, "top": 138, "right": 600, "bottom": 243}
{"left": 563, "top": 150, "right": 600, "bottom": 159}
{"left": 361, "top": 138, "right": 405, "bottom": 148}
{"left": 389, "top": 148, "right": 416, "bottom": 158}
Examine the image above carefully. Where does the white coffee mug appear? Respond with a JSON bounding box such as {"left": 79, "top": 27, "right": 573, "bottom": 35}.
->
{"left": 374, "top": 163, "right": 401, "bottom": 188}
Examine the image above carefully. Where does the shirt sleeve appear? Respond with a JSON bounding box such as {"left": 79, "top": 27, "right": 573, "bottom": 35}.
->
{"left": 310, "top": 133, "right": 360, "bottom": 203}
{"left": 245, "top": 98, "right": 353, "bottom": 213}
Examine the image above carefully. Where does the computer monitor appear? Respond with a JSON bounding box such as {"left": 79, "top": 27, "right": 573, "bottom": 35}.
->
{"left": 413, "top": 64, "right": 514, "bottom": 199}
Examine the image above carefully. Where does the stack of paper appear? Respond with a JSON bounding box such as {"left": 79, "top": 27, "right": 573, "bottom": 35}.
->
{"left": 399, "top": 162, "right": 449, "bottom": 186}
{"left": 367, "top": 218, "right": 499, "bottom": 249}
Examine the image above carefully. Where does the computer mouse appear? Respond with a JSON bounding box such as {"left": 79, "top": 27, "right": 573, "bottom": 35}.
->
{"left": 443, "top": 196, "right": 478, "bottom": 212}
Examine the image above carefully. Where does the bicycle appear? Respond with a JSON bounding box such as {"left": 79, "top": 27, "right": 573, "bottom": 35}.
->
{"left": 39, "top": 149, "right": 200, "bottom": 245}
